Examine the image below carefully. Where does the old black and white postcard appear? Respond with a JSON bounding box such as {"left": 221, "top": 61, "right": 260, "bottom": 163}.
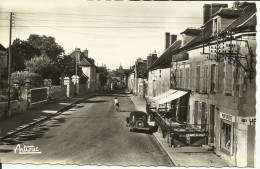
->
{"left": 0, "top": 0, "right": 258, "bottom": 169}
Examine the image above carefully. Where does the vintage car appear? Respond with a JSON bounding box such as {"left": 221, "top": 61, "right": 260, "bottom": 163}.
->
{"left": 125, "top": 89, "right": 132, "bottom": 94}
{"left": 126, "top": 111, "right": 151, "bottom": 132}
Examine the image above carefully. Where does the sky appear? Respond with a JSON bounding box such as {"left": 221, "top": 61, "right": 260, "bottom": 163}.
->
{"left": 0, "top": 0, "right": 234, "bottom": 70}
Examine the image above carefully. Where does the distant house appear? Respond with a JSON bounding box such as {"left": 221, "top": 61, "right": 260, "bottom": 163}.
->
{"left": 116, "top": 65, "right": 131, "bottom": 89}
{"left": 0, "top": 44, "right": 7, "bottom": 75}
{"left": 70, "top": 48, "right": 98, "bottom": 92}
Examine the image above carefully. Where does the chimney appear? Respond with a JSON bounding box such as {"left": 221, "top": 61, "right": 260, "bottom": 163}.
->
{"left": 75, "top": 48, "right": 81, "bottom": 62}
{"left": 83, "top": 49, "right": 88, "bottom": 57}
{"left": 203, "top": 4, "right": 211, "bottom": 24}
{"left": 165, "top": 32, "right": 170, "bottom": 50}
{"left": 233, "top": 2, "right": 241, "bottom": 9}
{"left": 147, "top": 52, "right": 158, "bottom": 69}
{"left": 211, "top": 4, "right": 228, "bottom": 16}
{"left": 171, "top": 34, "right": 177, "bottom": 45}
{"left": 203, "top": 3, "right": 228, "bottom": 24}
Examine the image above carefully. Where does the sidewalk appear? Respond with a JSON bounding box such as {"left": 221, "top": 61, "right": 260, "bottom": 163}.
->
{"left": 130, "top": 95, "right": 231, "bottom": 167}
{"left": 0, "top": 93, "right": 97, "bottom": 139}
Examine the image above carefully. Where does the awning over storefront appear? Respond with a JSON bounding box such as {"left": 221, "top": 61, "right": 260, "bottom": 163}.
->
{"left": 157, "top": 90, "right": 188, "bottom": 104}
{"left": 150, "top": 89, "right": 177, "bottom": 102}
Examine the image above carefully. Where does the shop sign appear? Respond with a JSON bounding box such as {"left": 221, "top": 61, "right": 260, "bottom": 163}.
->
{"left": 237, "top": 116, "right": 256, "bottom": 126}
{"left": 220, "top": 112, "right": 236, "bottom": 122}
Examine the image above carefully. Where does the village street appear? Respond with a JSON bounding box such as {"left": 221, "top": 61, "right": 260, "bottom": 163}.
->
{"left": 0, "top": 94, "right": 173, "bottom": 166}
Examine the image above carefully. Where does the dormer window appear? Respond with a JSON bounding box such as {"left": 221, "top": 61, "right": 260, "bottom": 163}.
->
{"left": 213, "top": 17, "right": 221, "bottom": 35}
{"left": 212, "top": 8, "right": 241, "bottom": 36}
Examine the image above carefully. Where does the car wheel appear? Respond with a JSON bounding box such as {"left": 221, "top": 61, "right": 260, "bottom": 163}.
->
{"left": 135, "top": 120, "right": 144, "bottom": 128}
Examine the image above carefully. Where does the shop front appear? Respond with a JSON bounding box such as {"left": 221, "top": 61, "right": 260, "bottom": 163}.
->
{"left": 147, "top": 89, "right": 209, "bottom": 147}
{"left": 219, "top": 112, "right": 236, "bottom": 155}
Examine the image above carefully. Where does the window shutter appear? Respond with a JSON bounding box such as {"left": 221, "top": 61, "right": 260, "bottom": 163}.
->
{"left": 215, "top": 65, "right": 218, "bottom": 92}
{"left": 200, "top": 66, "right": 204, "bottom": 92}
{"left": 196, "top": 66, "right": 200, "bottom": 91}
{"left": 186, "top": 68, "right": 189, "bottom": 89}
{"left": 206, "top": 66, "right": 210, "bottom": 93}
{"left": 203, "top": 66, "right": 206, "bottom": 92}
{"left": 176, "top": 69, "right": 179, "bottom": 87}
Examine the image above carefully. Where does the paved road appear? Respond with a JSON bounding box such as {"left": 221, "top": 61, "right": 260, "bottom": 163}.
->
{"left": 0, "top": 94, "right": 173, "bottom": 166}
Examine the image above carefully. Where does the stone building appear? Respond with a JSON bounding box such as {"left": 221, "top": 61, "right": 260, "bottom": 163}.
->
{"left": 70, "top": 48, "right": 97, "bottom": 92}
{"left": 145, "top": 2, "right": 256, "bottom": 167}
{"left": 0, "top": 44, "right": 7, "bottom": 75}
{"left": 170, "top": 2, "right": 256, "bottom": 167}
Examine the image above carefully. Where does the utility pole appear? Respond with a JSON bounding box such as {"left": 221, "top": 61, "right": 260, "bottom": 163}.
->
{"left": 7, "top": 12, "right": 14, "bottom": 114}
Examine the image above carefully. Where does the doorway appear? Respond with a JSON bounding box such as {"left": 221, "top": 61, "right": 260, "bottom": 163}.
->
{"left": 209, "top": 105, "right": 215, "bottom": 144}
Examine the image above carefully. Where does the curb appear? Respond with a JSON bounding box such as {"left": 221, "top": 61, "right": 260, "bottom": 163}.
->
{"left": 153, "top": 132, "right": 178, "bottom": 166}
{"left": 0, "top": 93, "right": 98, "bottom": 141}
{"left": 129, "top": 95, "right": 176, "bottom": 166}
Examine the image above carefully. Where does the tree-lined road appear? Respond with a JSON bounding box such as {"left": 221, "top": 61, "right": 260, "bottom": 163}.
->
{"left": 0, "top": 94, "right": 173, "bottom": 166}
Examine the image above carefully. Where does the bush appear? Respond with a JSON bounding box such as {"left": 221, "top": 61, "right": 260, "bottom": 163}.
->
{"left": 11, "top": 71, "right": 43, "bottom": 88}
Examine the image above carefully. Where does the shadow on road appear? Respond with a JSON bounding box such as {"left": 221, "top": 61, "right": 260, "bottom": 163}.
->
{"left": 0, "top": 149, "right": 13, "bottom": 153}
{"left": 97, "top": 94, "right": 129, "bottom": 98}
{"left": 84, "top": 100, "right": 108, "bottom": 103}
{"left": 0, "top": 117, "right": 67, "bottom": 146}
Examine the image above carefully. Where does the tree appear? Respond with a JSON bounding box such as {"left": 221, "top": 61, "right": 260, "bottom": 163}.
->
{"left": 9, "top": 38, "right": 41, "bottom": 71}
{"left": 56, "top": 54, "right": 82, "bottom": 77}
{"left": 27, "top": 34, "right": 64, "bottom": 63}
{"left": 25, "top": 55, "right": 61, "bottom": 84}
{"left": 98, "top": 66, "right": 108, "bottom": 86}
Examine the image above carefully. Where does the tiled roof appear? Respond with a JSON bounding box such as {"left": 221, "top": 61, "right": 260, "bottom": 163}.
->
{"left": 148, "top": 40, "right": 181, "bottom": 70}
{"left": 212, "top": 8, "right": 242, "bottom": 18}
{"left": 179, "top": 3, "right": 256, "bottom": 51}
{"left": 224, "top": 4, "right": 256, "bottom": 32}
{"left": 0, "top": 44, "right": 7, "bottom": 51}
{"left": 183, "top": 21, "right": 213, "bottom": 48}
{"left": 237, "top": 14, "right": 257, "bottom": 29}
{"left": 147, "top": 3, "right": 256, "bottom": 72}
{"left": 79, "top": 58, "right": 92, "bottom": 66}
{"left": 70, "top": 50, "right": 95, "bottom": 66}
{"left": 181, "top": 28, "right": 201, "bottom": 36}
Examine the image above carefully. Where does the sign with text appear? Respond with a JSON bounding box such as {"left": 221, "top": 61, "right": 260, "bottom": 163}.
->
{"left": 237, "top": 116, "right": 256, "bottom": 126}
{"left": 220, "top": 112, "right": 236, "bottom": 122}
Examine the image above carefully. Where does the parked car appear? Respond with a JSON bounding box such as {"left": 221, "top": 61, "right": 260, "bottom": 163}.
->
{"left": 126, "top": 111, "right": 151, "bottom": 132}
{"left": 125, "top": 89, "right": 132, "bottom": 94}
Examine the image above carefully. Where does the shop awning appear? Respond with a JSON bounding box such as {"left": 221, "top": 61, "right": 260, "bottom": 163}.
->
{"left": 150, "top": 89, "right": 177, "bottom": 102}
{"left": 157, "top": 90, "right": 188, "bottom": 104}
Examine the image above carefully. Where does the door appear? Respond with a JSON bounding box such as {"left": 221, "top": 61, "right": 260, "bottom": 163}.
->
{"left": 194, "top": 101, "right": 198, "bottom": 125}
{"left": 209, "top": 105, "right": 215, "bottom": 144}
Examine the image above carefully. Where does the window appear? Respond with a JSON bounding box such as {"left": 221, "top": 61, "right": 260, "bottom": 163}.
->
{"left": 196, "top": 66, "right": 200, "bottom": 91}
{"left": 225, "top": 62, "right": 233, "bottom": 95}
{"left": 213, "top": 18, "right": 218, "bottom": 35}
{"left": 185, "top": 67, "right": 190, "bottom": 88}
{"left": 175, "top": 69, "right": 179, "bottom": 87}
{"left": 213, "top": 17, "right": 222, "bottom": 35}
{"left": 210, "top": 64, "right": 218, "bottom": 92}
{"left": 222, "top": 122, "right": 232, "bottom": 150}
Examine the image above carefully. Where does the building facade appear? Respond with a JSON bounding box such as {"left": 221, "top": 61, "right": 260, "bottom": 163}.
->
{"left": 72, "top": 48, "right": 97, "bottom": 93}
{"left": 169, "top": 2, "right": 256, "bottom": 167}
{"left": 0, "top": 44, "right": 7, "bottom": 75}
